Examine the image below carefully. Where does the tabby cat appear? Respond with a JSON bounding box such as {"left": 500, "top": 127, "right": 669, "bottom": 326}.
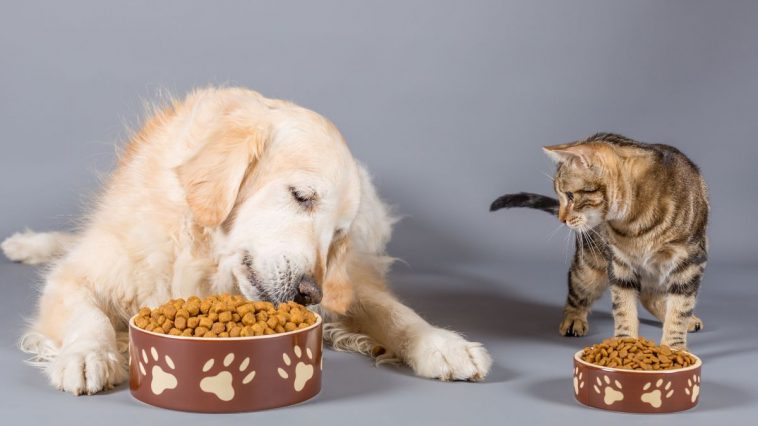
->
{"left": 491, "top": 133, "right": 709, "bottom": 349}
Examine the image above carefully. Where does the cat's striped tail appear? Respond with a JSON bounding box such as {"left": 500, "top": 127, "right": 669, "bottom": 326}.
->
{"left": 489, "top": 192, "right": 559, "bottom": 216}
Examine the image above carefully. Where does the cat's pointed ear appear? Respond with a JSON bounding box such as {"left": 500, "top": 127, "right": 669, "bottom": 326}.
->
{"left": 543, "top": 143, "right": 596, "bottom": 168}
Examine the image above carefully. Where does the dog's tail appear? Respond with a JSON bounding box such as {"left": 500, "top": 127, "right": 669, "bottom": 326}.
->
{"left": 489, "top": 192, "right": 559, "bottom": 216}
{"left": 1, "top": 230, "right": 76, "bottom": 265}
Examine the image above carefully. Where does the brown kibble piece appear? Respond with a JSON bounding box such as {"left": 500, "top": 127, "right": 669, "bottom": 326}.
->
{"left": 163, "top": 305, "right": 177, "bottom": 320}
{"left": 267, "top": 317, "right": 278, "bottom": 329}
{"left": 211, "top": 322, "right": 226, "bottom": 335}
{"left": 174, "top": 316, "right": 187, "bottom": 330}
{"left": 237, "top": 303, "right": 253, "bottom": 316}
{"left": 135, "top": 316, "right": 149, "bottom": 328}
{"left": 242, "top": 312, "right": 255, "bottom": 326}
{"left": 199, "top": 316, "right": 213, "bottom": 329}
{"left": 251, "top": 323, "right": 264, "bottom": 336}
{"left": 219, "top": 311, "right": 233, "bottom": 323}
{"left": 186, "top": 303, "right": 200, "bottom": 316}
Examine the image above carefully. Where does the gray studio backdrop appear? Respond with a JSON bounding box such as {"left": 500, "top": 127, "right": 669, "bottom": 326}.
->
{"left": 1, "top": 0, "right": 756, "bottom": 270}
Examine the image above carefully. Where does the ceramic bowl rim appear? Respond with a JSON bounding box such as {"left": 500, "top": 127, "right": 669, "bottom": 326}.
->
{"left": 573, "top": 349, "right": 702, "bottom": 374}
{"left": 129, "top": 312, "right": 322, "bottom": 341}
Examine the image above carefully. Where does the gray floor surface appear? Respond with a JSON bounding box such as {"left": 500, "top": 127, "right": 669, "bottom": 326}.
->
{"left": 1, "top": 259, "right": 755, "bottom": 425}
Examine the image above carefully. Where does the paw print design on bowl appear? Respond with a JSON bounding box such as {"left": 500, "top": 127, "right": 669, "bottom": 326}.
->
{"left": 199, "top": 353, "right": 256, "bottom": 402}
{"left": 139, "top": 346, "right": 178, "bottom": 395}
{"left": 641, "top": 378, "right": 674, "bottom": 408}
{"left": 593, "top": 375, "right": 624, "bottom": 405}
{"left": 277, "top": 344, "right": 314, "bottom": 391}
{"left": 684, "top": 374, "right": 701, "bottom": 403}
{"left": 573, "top": 367, "right": 584, "bottom": 395}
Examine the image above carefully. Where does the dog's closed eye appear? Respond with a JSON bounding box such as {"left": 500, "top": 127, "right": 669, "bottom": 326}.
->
{"left": 289, "top": 186, "right": 317, "bottom": 209}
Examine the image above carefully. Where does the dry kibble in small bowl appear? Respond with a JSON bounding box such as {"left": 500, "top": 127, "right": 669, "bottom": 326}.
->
{"left": 580, "top": 337, "right": 697, "bottom": 371}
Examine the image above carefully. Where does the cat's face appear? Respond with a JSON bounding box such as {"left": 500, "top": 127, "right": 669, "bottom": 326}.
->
{"left": 545, "top": 143, "right": 609, "bottom": 231}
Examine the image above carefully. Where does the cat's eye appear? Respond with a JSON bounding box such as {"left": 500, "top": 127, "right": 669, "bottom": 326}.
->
{"left": 566, "top": 192, "right": 574, "bottom": 202}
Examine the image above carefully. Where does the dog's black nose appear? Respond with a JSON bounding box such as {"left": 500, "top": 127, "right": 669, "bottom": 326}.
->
{"left": 294, "top": 276, "right": 322, "bottom": 305}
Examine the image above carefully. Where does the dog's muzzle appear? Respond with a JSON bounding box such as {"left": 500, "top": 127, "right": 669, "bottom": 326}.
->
{"left": 294, "top": 275, "right": 322, "bottom": 305}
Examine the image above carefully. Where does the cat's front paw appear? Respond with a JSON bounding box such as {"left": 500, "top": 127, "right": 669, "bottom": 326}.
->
{"left": 560, "top": 315, "right": 588, "bottom": 337}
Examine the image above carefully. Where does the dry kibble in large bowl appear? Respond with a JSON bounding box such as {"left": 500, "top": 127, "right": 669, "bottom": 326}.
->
{"left": 133, "top": 294, "right": 318, "bottom": 338}
{"left": 580, "top": 337, "right": 698, "bottom": 370}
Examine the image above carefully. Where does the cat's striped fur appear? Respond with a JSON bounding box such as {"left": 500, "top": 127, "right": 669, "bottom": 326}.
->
{"left": 491, "top": 133, "right": 709, "bottom": 349}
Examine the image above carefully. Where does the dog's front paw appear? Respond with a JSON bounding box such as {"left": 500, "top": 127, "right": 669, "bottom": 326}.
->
{"left": 48, "top": 347, "right": 128, "bottom": 395}
{"left": 406, "top": 327, "right": 491, "bottom": 381}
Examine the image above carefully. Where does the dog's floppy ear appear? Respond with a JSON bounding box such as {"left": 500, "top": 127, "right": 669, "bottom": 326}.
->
{"left": 321, "top": 164, "right": 394, "bottom": 314}
{"left": 320, "top": 232, "right": 351, "bottom": 314}
{"left": 177, "top": 123, "right": 269, "bottom": 228}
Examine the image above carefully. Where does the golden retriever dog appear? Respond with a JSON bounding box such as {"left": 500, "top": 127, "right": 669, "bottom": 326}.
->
{"left": 2, "top": 87, "right": 491, "bottom": 395}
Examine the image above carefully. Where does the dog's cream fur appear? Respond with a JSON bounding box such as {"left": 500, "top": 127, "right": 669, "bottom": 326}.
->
{"left": 2, "top": 87, "right": 491, "bottom": 395}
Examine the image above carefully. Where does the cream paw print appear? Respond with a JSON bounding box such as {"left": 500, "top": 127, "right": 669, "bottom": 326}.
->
{"left": 593, "top": 375, "right": 624, "bottom": 405}
{"left": 684, "top": 374, "right": 701, "bottom": 403}
{"left": 641, "top": 378, "right": 674, "bottom": 408}
{"left": 572, "top": 367, "right": 584, "bottom": 395}
{"left": 199, "top": 353, "right": 256, "bottom": 402}
{"left": 139, "top": 347, "right": 178, "bottom": 395}
{"left": 277, "top": 344, "right": 314, "bottom": 392}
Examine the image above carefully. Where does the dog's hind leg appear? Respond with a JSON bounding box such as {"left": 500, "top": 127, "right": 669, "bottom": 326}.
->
{"left": 2, "top": 230, "right": 76, "bottom": 265}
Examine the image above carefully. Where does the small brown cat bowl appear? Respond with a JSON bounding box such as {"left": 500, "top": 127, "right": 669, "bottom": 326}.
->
{"left": 573, "top": 350, "right": 701, "bottom": 413}
{"left": 129, "top": 314, "right": 322, "bottom": 412}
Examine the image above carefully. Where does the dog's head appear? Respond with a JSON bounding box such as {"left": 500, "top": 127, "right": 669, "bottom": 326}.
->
{"left": 176, "top": 91, "right": 389, "bottom": 310}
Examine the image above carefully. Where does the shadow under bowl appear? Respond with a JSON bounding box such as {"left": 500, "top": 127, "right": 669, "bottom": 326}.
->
{"left": 129, "top": 314, "right": 323, "bottom": 413}
{"left": 573, "top": 350, "right": 701, "bottom": 413}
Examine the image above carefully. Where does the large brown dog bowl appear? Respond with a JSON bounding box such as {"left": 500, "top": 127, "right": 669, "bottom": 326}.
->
{"left": 573, "top": 350, "right": 701, "bottom": 413}
{"left": 129, "top": 313, "right": 322, "bottom": 412}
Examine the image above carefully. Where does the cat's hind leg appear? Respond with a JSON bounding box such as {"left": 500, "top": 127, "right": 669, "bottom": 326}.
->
{"left": 560, "top": 252, "right": 607, "bottom": 337}
{"left": 660, "top": 255, "right": 706, "bottom": 349}
{"left": 640, "top": 287, "right": 703, "bottom": 332}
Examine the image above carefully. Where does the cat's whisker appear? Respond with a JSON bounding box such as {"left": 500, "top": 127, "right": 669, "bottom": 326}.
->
{"left": 538, "top": 169, "right": 556, "bottom": 183}
{"left": 577, "top": 228, "right": 587, "bottom": 260}
{"left": 586, "top": 227, "right": 605, "bottom": 255}
{"left": 545, "top": 222, "right": 564, "bottom": 242}
{"left": 579, "top": 225, "right": 597, "bottom": 254}
{"left": 563, "top": 228, "right": 573, "bottom": 265}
